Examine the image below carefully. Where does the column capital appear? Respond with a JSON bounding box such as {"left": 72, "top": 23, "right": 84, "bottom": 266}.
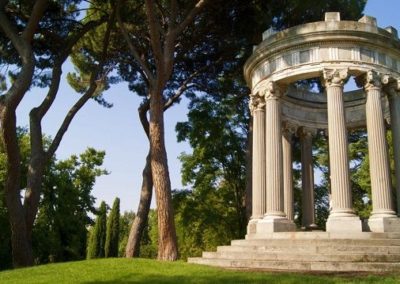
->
{"left": 263, "top": 81, "right": 285, "bottom": 101}
{"left": 298, "top": 127, "right": 317, "bottom": 139}
{"left": 355, "top": 70, "right": 389, "bottom": 91}
{"left": 384, "top": 77, "right": 400, "bottom": 99}
{"left": 282, "top": 121, "right": 297, "bottom": 139}
{"left": 322, "top": 68, "right": 349, "bottom": 88}
{"left": 249, "top": 93, "right": 266, "bottom": 115}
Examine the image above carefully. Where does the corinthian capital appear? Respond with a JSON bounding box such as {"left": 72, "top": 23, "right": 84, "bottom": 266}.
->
{"left": 356, "top": 70, "right": 388, "bottom": 91}
{"left": 384, "top": 77, "right": 400, "bottom": 100}
{"left": 322, "top": 68, "right": 349, "bottom": 88}
{"left": 263, "top": 81, "right": 283, "bottom": 100}
{"left": 282, "top": 121, "right": 297, "bottom": 139}
{"left": 249, "top": 93, "right": 266, "bottom": 115}
{"left": 298, "top": 127, "right": 317, "bottom": 140}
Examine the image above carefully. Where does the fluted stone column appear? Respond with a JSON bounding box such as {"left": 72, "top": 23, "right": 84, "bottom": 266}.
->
{"left": 256, "top": 81, "right": 295, "bottom": 233}
{"left": 359, "top": 71, "right": 400, "bottom": 232}
{"left": 386, "top": 79, "right": 400, "bottom": 217}
{"left": 322, "top": 68, "right": 362, "bottom": 232}
{"left": 282, "top": 126, "right": 295, "bottom": 221}
{"left": 300, "top": 128, "right": 317, "bottom": 230}
{"left": 247, "top": 93, "right": 266, "bottom": 235}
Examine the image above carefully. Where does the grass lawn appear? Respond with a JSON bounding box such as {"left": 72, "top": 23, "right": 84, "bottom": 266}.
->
{"left": 0, "top": 258, "right": 399, "bottom": 284}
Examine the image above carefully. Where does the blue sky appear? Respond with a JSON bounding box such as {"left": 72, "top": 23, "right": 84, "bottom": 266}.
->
{"left": 15, "top": 0, "right": 400, "bottom": 212}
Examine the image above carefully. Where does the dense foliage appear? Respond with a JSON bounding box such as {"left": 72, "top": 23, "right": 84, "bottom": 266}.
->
{"left": 33, "top": 148, "right": 107, "bottom": 264}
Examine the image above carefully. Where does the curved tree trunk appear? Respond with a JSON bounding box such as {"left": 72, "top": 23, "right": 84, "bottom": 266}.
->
{"left": 125, "top": 151, "right": 153, "bottom": 257}
{"left": 149, "top": 89, "right": 178, "bottom": 260}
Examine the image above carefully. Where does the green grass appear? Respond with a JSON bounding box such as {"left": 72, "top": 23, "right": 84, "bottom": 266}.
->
{"left": 0, "top": 258, "right": 399, "bottom": 284}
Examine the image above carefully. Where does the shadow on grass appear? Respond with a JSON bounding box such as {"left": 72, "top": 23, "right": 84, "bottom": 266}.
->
{"left": 81, "top": 269, "right": 400, "bottom": 284}
{"left": 81, "top": 272, "right": 346, "bottom": 284}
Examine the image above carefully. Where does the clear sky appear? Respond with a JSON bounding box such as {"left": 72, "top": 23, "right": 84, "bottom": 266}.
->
{"left": 15, "top": 0, "right": 400, "bottom": 213}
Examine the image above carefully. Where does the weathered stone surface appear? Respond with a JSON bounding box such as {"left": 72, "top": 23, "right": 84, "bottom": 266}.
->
{"left": 368, "top": 217, "right": 400, "bottom": 233}
{"left": 189, "top": 232, "right": 400, "bottom": 272}
{"left": 326, "top": 216, "right": 363, "bottom": 233}
{"left": 255, "top": 217, "right": 296, "bottom": 234}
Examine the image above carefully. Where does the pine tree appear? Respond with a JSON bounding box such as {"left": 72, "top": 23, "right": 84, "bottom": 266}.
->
{"left": 105, "top": 198, "right": 120, "bottom": 257}
{"left": 87, "top": 201, "right": 107, "bottom": 259}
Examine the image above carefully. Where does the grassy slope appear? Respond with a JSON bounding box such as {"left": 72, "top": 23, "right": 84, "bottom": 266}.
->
{"left": 0, "top": 258, "right": 399, "bottom": 284}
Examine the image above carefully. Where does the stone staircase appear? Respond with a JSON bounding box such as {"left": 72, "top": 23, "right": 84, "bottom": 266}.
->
{"left": 187, "top": 232, "right": 400, "bottom": 272}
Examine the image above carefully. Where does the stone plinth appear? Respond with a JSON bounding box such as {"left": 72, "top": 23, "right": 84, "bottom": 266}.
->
{"left": 368, "top": 217, "right": 400, "bottom": 232}
{"left": 255, "top": 217, "right": 296, "bottom": 235}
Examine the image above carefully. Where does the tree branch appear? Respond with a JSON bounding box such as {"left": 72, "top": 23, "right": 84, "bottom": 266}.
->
{"left": 163, "top": 0, "right": 208, "bottom": 84}
{"left": 46, "top": 84, "right": 93, "bottom": 158}
{"left": 116, "top": 0, "right": 155, "bottom": 85}
{"left": 145, "top": 0, "right": 163, "bottom": 78}
{"left": 173, "top": 0, "right": 208, "bottom": 35}
{"left": 46, "top": 3, "right": 116, "bottom": 158}
{"left": 0, "top": 6, "right": 35, "bottom": 109}
{"left": 169, "top": 0, "right": 178, "bottom": 29}
{"left": 164, "top": 58, "right": 219, "bottom": 111}
{"left": 22, "top": 0, "right": 48, "bottom": 42}
{"left": 138, "top": 99, "right": 150, "bottom": 139}
{"left": 0, "top": 4, "right": 29, "bottom": 62}
{"left": 35, "top": 17, "right": 108, "bottom": 120}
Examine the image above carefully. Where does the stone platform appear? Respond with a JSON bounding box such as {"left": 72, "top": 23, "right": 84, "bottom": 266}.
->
{"left": 187, "top": 232, "right": 400, "bottom": 272}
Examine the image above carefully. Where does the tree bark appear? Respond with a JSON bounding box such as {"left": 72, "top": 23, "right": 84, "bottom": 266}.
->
{"left": 0, "top": 1, "right": 39, "bottom": 266}
{"left": 2, "top": 110, "right": 34, "bottom": 267}
{"left": 125, "top": 101, "right": 153, "bottom": 257}
{"left": 149, "top": 88, "right": 178, "bottom": 260}
{"left": 125, "top": 150, "right": 153, "bottom": 257}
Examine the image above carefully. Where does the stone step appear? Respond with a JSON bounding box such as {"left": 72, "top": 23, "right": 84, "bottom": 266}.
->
{"left": 218, "top": 244, "right": 400, "bottom": 254}
{"left": 231, "top": 238, "right": 400, "bottom": 247}
{"left": 188, "top": 257, "right": 400, "bottom": 272}
{"left": 242, "top": 232, "right": 400, "bottom": 240}
{"left": 202, "top": 251, "right": 400, "bottom": 262}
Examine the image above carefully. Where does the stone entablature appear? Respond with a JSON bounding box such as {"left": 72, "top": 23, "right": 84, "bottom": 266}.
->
{"left": 245, "top": 15, "right": 400, "bottom": 90}
{"left": 281, "top": 87, "right": 391, "bottom": 129}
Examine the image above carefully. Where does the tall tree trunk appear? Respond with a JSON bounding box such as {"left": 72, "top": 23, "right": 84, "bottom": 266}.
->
{"left": 125, "top": 150, "right": 153, "bottom": 257}
{"left": 1, "top": 110, "right": 33, "bottom": 267}
{"left": 149, "top": 89, "right": 178, "bottom": 260}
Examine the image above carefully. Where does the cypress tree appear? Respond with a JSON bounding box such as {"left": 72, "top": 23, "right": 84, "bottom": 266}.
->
{"left": 105, "top": 198, "right": 120, "bottom": 257}
{"left": 87, "top": 201, "right": 107, "bottom": 259}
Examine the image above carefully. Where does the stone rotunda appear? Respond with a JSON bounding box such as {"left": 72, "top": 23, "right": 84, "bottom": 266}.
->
{"left": 189, "top": 13, "right": 400, "bottom": 272}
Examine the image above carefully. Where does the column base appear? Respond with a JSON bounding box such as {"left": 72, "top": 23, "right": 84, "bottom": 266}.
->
{"left": 326, "top": 216, "right": 362, "bottom": 233}
{"left": 255, "top": 217, "right": 296, "bottom": 234}
{"left": 301, "top": 223, "right": 319, "bottom": 231}
{"left": 367, "top": 216, "right": 400, "bottom": 232}
{"left": 247, "top": 218, "right": 260, "bottom": 235}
